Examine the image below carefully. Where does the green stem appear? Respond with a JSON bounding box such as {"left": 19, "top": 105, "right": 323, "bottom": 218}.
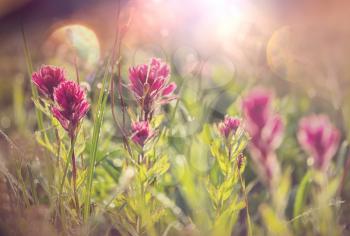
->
{"left": 55, "top": 128, "right": 61, "bottom": 167}
{"left": 58, "top": 138, "right": 76, "bottom": 209}
{"left": 70, "top": 137, "right": 79, "bottom": 217}
{"left": 237, "top": 158, "right": 253, "bottom": 236}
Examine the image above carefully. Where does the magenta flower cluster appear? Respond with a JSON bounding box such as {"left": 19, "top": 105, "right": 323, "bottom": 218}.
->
{"left": 32, "top": 65, "right": 89, "bottom": 138}
{"left": 242, "top": 88, "right": 283, "bottom": 185}
{"left": 52, "top": 81, "right": 90, "bottom": 138}
{"left": 298, "top": 114, "right": 340, "bottom": 171}
{"left": 131, "top": 121, "right": 154, "bottom": 147}
{"left": 128, "top": 58, "right": 176, "bottom": 121}
{"left": 218, "top": 116, "right": 241, "bottom": 139}
{"left": 32, "top": 65, "right": 66, "bottom": 100}
{"left": 128, "top": 58, "right": 176, "bottom": 147}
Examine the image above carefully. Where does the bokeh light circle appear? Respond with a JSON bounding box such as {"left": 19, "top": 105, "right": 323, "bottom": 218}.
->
{"left": 172, "top": 46, "right": 200, "bottom": 77}
{"left": 43, "top": 24, "right": 100, "bottom": 78}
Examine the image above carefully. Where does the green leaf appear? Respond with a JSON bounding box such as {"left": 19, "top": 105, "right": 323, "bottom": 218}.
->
{"left": 206, "top": 180, "right": 218, "bottom": 207}
{"left": 230, "top": 128, "right": 248, "bottom": 159}
{"left": 199, "top": 123, "right": 213, "bottom": 145}
{"left": 148, "top": 155, "right": 170, "bottom": 179}
{"left": 336, "top": 141, "right": 349, "bottom": 173}
{"left": 212, "top": 198, "right": 245, "bottom": 236}
{"left": 293, "top": 170, "right": 312, "bottom": 230}
{"left": 210, "top": 140, "right": 230, "bottom": 175}
{"left": 32, "top": 99, "right": 51, "bottom": 117}
{"left": 259, "top": 204, "right": 292, "bottom": 236}
{"left": 274, "top": 167, "right": 292, "bottom": 213}
{"left": 101, "top": 160, "right": 120, "bottom": 183}
{"left": 218, "top": 173, "right": 238, "bottom": 203}
{"left": 35, "top": 131, "right": 55, "bottom": 154}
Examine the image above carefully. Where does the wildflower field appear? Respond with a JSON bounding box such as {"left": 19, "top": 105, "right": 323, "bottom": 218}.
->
{"left": 1, "top": 0, "right": 350, "bottom": 235}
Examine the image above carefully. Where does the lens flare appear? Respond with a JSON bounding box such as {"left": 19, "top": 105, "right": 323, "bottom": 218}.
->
{"left": 43, "top": 24, "right": 100, "bottom": 77}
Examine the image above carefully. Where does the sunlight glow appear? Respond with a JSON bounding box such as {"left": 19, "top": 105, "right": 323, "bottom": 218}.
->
{"left": 200, "top": 0, "right": 247, "bottom": 40}
{"left": 44, "top": 24, "right": 100, "bottom": 70}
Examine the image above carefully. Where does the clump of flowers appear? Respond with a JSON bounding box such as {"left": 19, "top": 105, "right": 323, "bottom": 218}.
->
{"left": 218, "top": 116, "right": 241, "bottom": 139}
{"left": 242, "top": 88, "right": 283, "bottom": 186}
{"left": 32, "top": 65, "right": 89, "bottom": 139}
{"left": 32, "top": 65, "right": 89, "bottom": 213}
{"left": 130, "top": 121, "right": 154, "bottom": 147}
{"left": 128, "top": 58, "right": 176, "bottom": 121}
{"left": 52, "top": 80, "right": 90, "bottom": 139}
{"left": 32, "top": 65, "right": 66, "bottom": 100}
{"left": 298, "top": 114, "right": 340, "bottom": 171}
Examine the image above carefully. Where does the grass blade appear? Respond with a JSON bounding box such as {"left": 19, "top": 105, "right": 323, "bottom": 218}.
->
{"left": 21, "top": 24, "right": 45, "bottom": 132}
{"left": 83, "top": 62, "right": 111, "bottom": 222}
{"left": 293, "top": 170, "right": 312, "bottom": 230}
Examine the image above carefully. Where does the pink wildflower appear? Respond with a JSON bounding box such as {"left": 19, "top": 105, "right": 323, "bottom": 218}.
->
{"left": 131, "top": 121, "right": 153, "bottom": 147}
{"left": 51, "top": 81, "right": 90, "bottom": 138}
{"left": 242, "top": 88, "right": 283, "bottom": 185}
{"left": 32, "top": 65, "right": 66, "bottom": 100}
{"left": 243, "top": 88, "right": 271, "bottom": 137}
{"left": 128, "top": 58, "right": 176, "bottom": 120}
{"left": 218, "top": 116, "right": 241, "bottom": 139}
{"left": 298, "top": 114, "right": 340, "bottom": 171}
